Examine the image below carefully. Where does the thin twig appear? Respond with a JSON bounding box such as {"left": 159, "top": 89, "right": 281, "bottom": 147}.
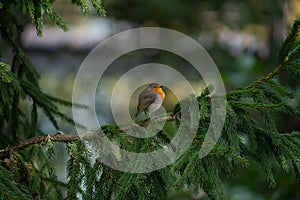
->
{"left": 118, "top": 115, "right": 178, "bottom": 132}
{"left": 248, "top": 64, "right": 285, "bottom": 88}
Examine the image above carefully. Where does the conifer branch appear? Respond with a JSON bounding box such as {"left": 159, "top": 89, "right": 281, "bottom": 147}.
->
{"left": 0, "top": 132, "right": 79, "bottom": 158}
{"left": 0, "top": 115, "right": 179, "bottom": 158}
{"left": 248, "top": 64, "right": 285, "bottom": 88}
{"left": 118, "top": 115, "right": 178, "bottom": 132}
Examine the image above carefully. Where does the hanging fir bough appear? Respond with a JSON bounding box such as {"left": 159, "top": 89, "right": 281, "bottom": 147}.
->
{"left": 0, "top": 0, "right": 299, "bottom": 199}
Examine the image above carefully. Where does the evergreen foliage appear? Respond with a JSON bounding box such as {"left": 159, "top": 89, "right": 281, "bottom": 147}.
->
{"left": 0, "top": 0, "right": 102, "bottom": 145}
{"left": 0, "top": 1, "right": 299, "bottom": 199}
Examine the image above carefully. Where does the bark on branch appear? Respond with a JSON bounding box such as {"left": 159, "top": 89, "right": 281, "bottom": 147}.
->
{"left": 0, "top": 115, "right": 178, "bottom": 159}
{"left": 0, "top": 132, "right": 79, "bottom": 158}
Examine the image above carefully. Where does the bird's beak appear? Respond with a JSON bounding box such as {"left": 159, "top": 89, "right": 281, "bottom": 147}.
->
{"left": 157, "top": 84, "right": 162, "bottom": 88}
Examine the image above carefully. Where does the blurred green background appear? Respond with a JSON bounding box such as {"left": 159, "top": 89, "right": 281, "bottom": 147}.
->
{"left": 2, "top": 0, "right": 300, "bottom": 199}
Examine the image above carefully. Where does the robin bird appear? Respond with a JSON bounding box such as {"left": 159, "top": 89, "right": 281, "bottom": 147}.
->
{"left": 134, "top": 83, "right": 165, "bottom": 118}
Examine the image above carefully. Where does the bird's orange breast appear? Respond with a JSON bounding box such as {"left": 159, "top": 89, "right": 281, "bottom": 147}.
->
{"left": 151, "top": 87, "right": 165, "bottom": 101}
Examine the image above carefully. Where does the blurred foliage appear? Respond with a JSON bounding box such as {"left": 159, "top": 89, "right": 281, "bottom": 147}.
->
{"left": 104, "top": 0, "right": 300, "bottom": 133}
{"left": 105, "top": 0, "right": 290, "bottom": 87}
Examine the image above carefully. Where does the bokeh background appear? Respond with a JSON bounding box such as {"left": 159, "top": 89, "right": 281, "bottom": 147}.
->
{"left": 2, "top": 0, "right": 300, "bottom": 199}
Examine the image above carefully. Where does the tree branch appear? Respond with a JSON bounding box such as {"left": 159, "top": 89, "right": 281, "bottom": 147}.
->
{"left": 0, "top": 115, "right": 179, "bottom": 159}
{"left": 0, "top": 132, "right": 79, "bottom": 158}
{"left": 0, "top": 62, "right": 290, "bottom": 159}
{"left": 227, "top": 64, "right": 286, "bottom": 98}
{"left": 118, "top": 115, "right": 177, "bottom": 132}
{"left": 248, "top": 64, "right": 285, "bottom": 88}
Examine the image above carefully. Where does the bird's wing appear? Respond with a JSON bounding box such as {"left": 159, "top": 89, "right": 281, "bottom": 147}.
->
{"left": 135, "top": 92, "right": 157, "bottom": 116}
